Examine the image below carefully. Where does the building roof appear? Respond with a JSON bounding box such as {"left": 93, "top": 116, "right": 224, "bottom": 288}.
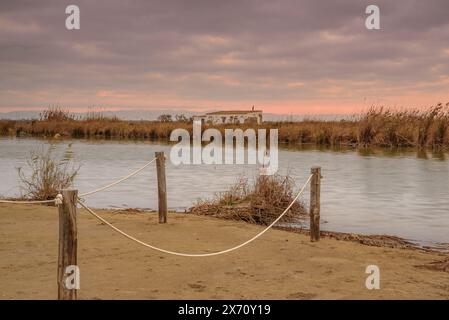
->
{"left": 205, "top": 110, "right": 262, "bottom": 115}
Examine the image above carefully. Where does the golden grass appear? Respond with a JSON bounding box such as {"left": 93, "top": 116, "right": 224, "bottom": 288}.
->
{"left": 1, "top": 103, "right": 449, "bottom": 149}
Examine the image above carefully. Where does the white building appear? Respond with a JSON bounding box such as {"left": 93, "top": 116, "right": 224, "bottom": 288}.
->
{"left": 193, "top": 109, "right": 263, "bottom": 125}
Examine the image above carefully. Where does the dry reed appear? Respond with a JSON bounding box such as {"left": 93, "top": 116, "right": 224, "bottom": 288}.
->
{"left": 188, "top": 174, "right": 306, "bottom": 225}
{"left": 1, "top": 104, "right": 448, "bottom": 150}
{"left": 17, "top": 145, "right": 80, "bottom": 201}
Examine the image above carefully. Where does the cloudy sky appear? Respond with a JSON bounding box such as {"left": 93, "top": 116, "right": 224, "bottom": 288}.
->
{"left": 0, "top": 0, "right": 448, "bottom": 114}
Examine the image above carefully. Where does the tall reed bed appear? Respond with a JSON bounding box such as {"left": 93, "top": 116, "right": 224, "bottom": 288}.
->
{"left": 1, "top": 104, "right": 448, "bottom": 149}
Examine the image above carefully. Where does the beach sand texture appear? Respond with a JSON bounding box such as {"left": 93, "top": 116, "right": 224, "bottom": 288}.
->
{"left": 0, "top": 203, "right": 448, "bottom": 300}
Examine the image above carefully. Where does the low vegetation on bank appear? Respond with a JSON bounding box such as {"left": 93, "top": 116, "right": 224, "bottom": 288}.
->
{"left": 188, "top": 174, "right": 306, "bottom": 225}
{"left": 16, "top": 145, "right": 80, "bottom": 201}
{"left": 1, "top": 104, "right": 449, "bottom": 150}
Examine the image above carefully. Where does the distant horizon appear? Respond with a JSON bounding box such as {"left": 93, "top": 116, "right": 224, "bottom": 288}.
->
{"left": 2, "top": 1, "right": 449, "bottom": 116}
{"left": 0, "top": 102, "right": 447, "bottom": 117}
{"left": 0, "top": 106, "right": 355, "bottom": 115}
{"left": 0, "top": 107, "right": 360, "bottom": 122}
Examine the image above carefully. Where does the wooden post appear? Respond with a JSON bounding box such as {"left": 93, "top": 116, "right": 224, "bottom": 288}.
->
{"left": 58, "top": 189, "right": 78, "bottom": 300}
{"left": 309, "top": 167, "right": 321, "bottom": 242}
{"left": 155, "top": 152, "right": 167, "bottom": 223}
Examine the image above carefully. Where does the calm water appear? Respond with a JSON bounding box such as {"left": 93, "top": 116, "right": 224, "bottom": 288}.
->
{"left": 1, "top": 137, "right": 448, "bottom": 248}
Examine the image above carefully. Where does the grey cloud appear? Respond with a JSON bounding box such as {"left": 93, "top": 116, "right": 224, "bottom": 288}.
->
{"left": 0, "top": 0, "right": 448, "bottom": 110}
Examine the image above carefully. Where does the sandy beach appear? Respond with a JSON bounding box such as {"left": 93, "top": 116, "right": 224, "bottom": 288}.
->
{"left": 0, "top": 203, "right": 448, "bottom": 300}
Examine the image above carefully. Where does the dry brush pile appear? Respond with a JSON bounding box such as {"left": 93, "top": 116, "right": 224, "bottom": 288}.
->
{"left": 188, "top": 174, "right": 307, "bottom": 225}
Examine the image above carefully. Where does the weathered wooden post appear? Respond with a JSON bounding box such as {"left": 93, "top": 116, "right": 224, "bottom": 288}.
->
{"left": 310, "top": 167, "right": 321, "bottom": 242}
{"left": 57, "top": 189, "right": 78, "bottom": 300}
{"left": 155, "top": 151, "right": 167, "bottom": 223}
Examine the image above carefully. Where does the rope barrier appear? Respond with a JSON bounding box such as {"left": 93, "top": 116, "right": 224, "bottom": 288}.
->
{"left": 0, "top": 194, "right": 62, "bottom": 205}
{"left": 0, "top": 157, "right": 157, "bottom": 204}
{"left": 77, "top": 174, "right": 313, "bottom": 257}
{"left": 79, "top": 157, "right": 157, "bottom": 197}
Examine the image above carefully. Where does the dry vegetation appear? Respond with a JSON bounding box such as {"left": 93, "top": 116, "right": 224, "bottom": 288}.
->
{"left": 188, "top": 174, "right": 306, "bottom": 225}
{"left": 1, "top": 104, "right": 449, "bottom": 150}
{"left": 16, "top": 145, "right": 80, "bottom": 201}
{"left": 0, "top": 107, "right": 186, "bottom": 140}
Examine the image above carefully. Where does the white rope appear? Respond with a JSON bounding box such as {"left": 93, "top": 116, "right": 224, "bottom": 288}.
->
{"left": 77, "top": 174, "right": 313, "bottom": 257}
{"left": 0, "top": 199, "right": 55, "bottom": 204}
{"left": 0, "top": 157, "right": 156, "bottom": 204}
{"left": 79, "top": 158, "right": 157, "bottom": 197}
{"left": 0, "top": 193, "right": 63, "bottom": 205}
{"left": 0, "top": 158, "right": 157, "bottom": 204}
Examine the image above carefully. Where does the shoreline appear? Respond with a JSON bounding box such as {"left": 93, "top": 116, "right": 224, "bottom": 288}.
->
{"left": 273, "top": 225, "right": 449, "bottom": 253}
{"left": 91, "top": 207, "right": 449, "bottom": 253}
{"left": 1, "top": 200, "right": 448, "bottom": 253}
{"left": 1, "top": 203, "right": 448, "bottom": 299}
{"left": 1, "top": 133, "right": 449, "bottom": 154}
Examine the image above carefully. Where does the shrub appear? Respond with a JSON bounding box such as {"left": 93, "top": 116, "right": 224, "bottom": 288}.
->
{"left": 17, "top": 145, "right": 80, "bottom": 201}
{"left": 188, "top": 174, "right": 306, "bottom": 225}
